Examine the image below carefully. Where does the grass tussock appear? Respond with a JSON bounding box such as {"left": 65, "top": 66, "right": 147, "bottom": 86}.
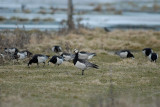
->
{"left": 0, "top": 16, "right": 6, "bottom": 21}
{"left": 1, "top": 28, "right": 160, "bottom": 107}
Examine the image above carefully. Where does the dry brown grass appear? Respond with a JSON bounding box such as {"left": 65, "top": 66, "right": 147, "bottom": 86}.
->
{"left": 1, "top": 28, "right": 160, "bottom": 107}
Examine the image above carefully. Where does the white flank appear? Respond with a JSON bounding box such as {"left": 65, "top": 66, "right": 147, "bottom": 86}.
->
{"left": 119, "top": 52, "right": 128, "bottom": 58}
{"left": 24, "top": 52, "right": 28, "bottom": 56}
{"left": 56, "top": 57, "right": 63, "bottom": 65}
{"left": 17, "top": 53, "right": 26, "bottom": 60}
{"left": 38, "top": 56, "right": 47, "bottom": 63}
{"left": 148, "top": 54, "right": 152, "bottom": 61}
{"left": 63, "top": 55, "right": 71, "bottom": 61}
{"left": 78, "top": 53, "right": 88, "bottom": 59}
{"left": 88, "top": 54, "right": 94, "bottom": 59}
{"left": 75, "top": 61, "right": 86, "bottom": 70}
{"left": 9, "top": 48, "right": 16, "bottom": 53}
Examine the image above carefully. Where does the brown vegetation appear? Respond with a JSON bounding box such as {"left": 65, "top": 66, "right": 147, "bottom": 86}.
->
{"left": 1, "top": 28, "right": 160, "bottom": 107}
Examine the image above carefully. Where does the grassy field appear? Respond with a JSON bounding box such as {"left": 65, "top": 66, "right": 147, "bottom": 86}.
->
{"left": 1, "top": 29, "right": 160, "bottom": 107}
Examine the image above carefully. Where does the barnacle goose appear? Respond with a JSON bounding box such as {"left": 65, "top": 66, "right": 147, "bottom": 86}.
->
{"left": 52, "top": 46, "right": 62, "bottom": 53}
{"left": 14, "top": 50, "right": 32, "bottom": 61}
{"left": 148, "top": 53, "right": 158, "bottom": 62}
{"left": 14, "top": 52, "right": 27, "bottom": 60}
{"left": 73, "top": 49, "right": 99, "bottom": 75}
{"left": 4, "top": 47, "right": 19, "bottom": 54}
{"left": 21, "top": 50, "right": 32, "bottom": 57}
{"left": 78, "top": 51, "right": 96, "bottom": 60}
{"left": 61, "top": 52, "right": 75, "bottom": 61}
{"left": 48, "top": 55, "right": 63, "bottom": 66}
{"left": 142, "top": 48, "right": 153, "bottom": 57}
{"left": 28, "top": 54, "right": 50, "bottom": 67}
{"left": 115, "top": 50, "right": 134, "bottom": 58}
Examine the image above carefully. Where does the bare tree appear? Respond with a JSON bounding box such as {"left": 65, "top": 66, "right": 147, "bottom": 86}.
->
{"left": 67, "top": 0, "right": 74, "bottom": 31}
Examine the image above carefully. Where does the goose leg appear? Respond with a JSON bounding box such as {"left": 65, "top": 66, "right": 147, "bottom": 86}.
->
{"left": 82, "top": 70, "right": 84, "bottom": 75}
{"left": 43, "top": 62, "right": 45, "bottom": 67}
{"left": 37, "top": 63, "right": 39, "bottom": 67}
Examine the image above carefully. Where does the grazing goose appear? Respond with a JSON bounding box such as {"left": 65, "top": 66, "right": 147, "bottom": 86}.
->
{"left": 142, "top": 48, "right": 153, "bottom": 57}
{"left": 78, "top": 51, "right": 96, "bottom": 60}
{"left": 21, "top": 50, "right": 32, "bottom": 57}
{"left": 4, "top": 47, "right": 19, "bottom": 54}
{"left": 52, "top": 46, "right": 62, "bottom": 53}
{"left": 73, "top": 49, "right": 99, "bottom": 75}
{"left": 115, "top": 50, "right": 134, "bottom": 58}
{"left": 16, "top": 52, "right": 27, "bottom": 60}
{"left": 28, "top": 54, "right": 50, "bottom": 67}
{"left": 48, "top": 55, "right": 63, "bottom": 66}
{"left": 61, "top": 52, "right": 75, "bottom": 61}
{"left": 148, "top": 53, "right": 158, "bottom": 62}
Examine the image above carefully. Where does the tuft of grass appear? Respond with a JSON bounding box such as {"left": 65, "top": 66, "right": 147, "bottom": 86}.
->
{"left": 32, "top": 18, "right": 40, "bottom": 22}
{"left": 9, "top": 17, "right": 29, "bottom": 22}
{"left": 43, "top": 18, "right": 54, "bottom": 22}
{"left": 38, "top": 10, "right": 47, "bottom": 14}
{"left": 10, "top": 16, "right": 18, "bottom": 21}
{"left": 22, "top": 9, "right": 31, "bottom": 13}
{"left": 18, "top": 18, "right": 29, "bottom": 22}
{"left": 93, "top": 5, "right": 102, "bottom": 12}
{"left": 153, "top": 4, "right": 160, "bottom": 12}
{"left": 0, "top": 16, "right": 6, "bottom": 21}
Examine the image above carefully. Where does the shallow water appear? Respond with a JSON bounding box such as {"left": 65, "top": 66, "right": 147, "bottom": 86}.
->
{"left": 0, "top": 0, "right": 160, "bottom": 31}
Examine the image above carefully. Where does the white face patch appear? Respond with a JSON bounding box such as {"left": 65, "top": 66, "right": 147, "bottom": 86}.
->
{"left": 52, "top": 47, "right": 55, "bottom": 52}
{"left": 74, "top": 49, "right": 79, "bottom": 53}
{"left": 119, "top": 52, "right": 128, "bottom": 58}
{"left": 75, "top": 61, "right": 86, "bottom": 70}
{"left": 142, "top": 50, "right": 146, "bottom": 55}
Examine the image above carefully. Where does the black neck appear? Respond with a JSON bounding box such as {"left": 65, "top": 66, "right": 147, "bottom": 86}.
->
{"left": 73, "top": 52, "right": 78, "bottom": 65}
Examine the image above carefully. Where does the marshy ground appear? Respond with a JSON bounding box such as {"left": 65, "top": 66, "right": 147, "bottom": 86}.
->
{"left": 0, "top": 28, "right": 160, "bottom": 107}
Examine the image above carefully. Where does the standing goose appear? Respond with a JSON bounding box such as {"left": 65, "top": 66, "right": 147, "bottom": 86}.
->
{"left": 52, "top": 46, "right": 62, "bottom": 54}
{"left": 48, "top": 55, "right": 63, "bottom": 66}
{"left": 73, "top": 49, "right": 99, "bottom": 75}
{"left": 148, "top": 53, "right": 158, "bottom": 62}
{"left": 61, "top": 52, "right": 75, "bottom": 61}
{"left": 28, "top": 54, "right": 50, "bottom": 67}
{"left": 115, "top": 50, "right": 134, "bottom": 58}
{"left": 142, "top": 48, "right": 153, "bottom": 57}
{"left": 78, "top": 51, "right": 96, "bottom": 60}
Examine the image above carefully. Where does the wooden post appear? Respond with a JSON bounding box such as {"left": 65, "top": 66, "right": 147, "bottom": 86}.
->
{"left": 67, "top": 0, "right": 74, "bottom": 31}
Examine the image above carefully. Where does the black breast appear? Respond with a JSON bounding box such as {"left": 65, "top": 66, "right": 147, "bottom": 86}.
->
{"left": 49, "top": 56, "right": 57, "bottom": 64}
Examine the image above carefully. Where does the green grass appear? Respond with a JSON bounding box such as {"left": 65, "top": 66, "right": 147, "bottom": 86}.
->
{"left": 1, "top": 29, "right": 160, "bottom": 107}
{"left": 1, "top": 51, "right": 160, "bottom": 107}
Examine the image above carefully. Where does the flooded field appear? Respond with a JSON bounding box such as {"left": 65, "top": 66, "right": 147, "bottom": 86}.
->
{"left": 0, "top": 0, "right": 160, "bottom": 30}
